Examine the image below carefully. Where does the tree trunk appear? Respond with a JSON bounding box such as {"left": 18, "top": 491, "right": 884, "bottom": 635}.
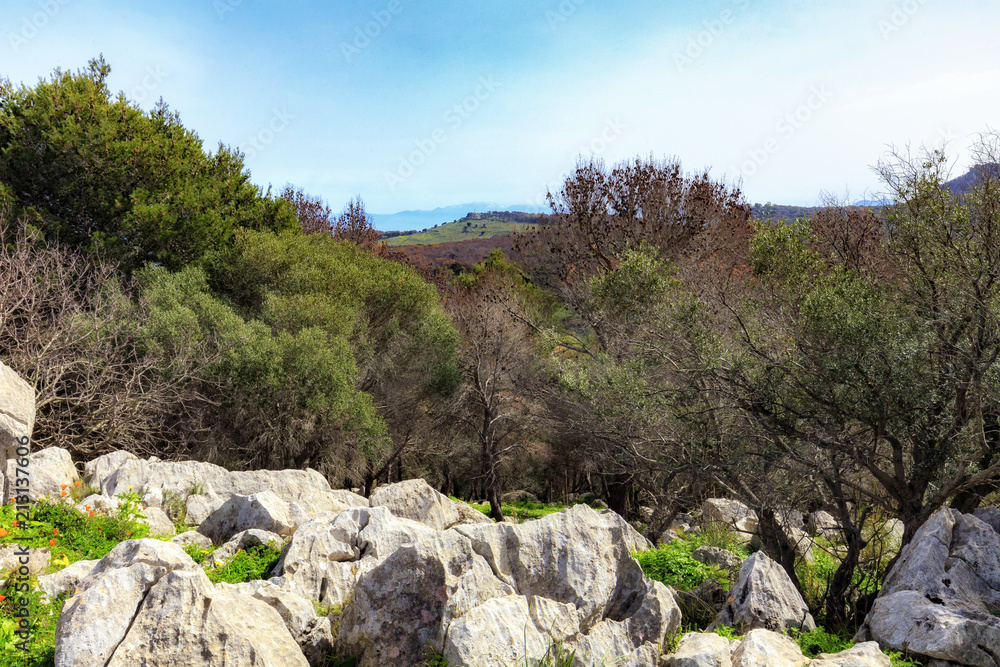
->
{"left": 606, "top": 474, "right": 632, "bottom": 518}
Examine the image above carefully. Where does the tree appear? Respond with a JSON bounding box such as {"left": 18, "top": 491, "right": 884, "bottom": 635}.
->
{"left": 0, "top": 56, "right": 296, "bottom": 271}
{"left": 444, "top": 266, "right": 539, "bottom": 520}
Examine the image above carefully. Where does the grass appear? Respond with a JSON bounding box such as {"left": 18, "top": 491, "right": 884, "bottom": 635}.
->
{"left": 203, "top": 542, "right": 283, "bottom": 585}
{"left": 384, "top": 217, "right": 537, "bottom": 247}
{"left": 468, "top": 498, "right": 610, "bottom": 523}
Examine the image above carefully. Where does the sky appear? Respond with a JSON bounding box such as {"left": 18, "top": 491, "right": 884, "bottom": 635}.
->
{"left": 2, "top": 0, "right": 1000, "bottom": 224}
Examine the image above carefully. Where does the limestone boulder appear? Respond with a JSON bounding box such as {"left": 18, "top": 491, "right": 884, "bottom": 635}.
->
{"left": 74, "top": 493, "right": 120, "bottom": 514}
{"left": 0, "top": 545, "right": 50, "bottom": 575}
{"left": 714, "top": 551, "right": 816, "bottom": 633}
{"left": 185, "top": 492, "right": 225, "bottom": 526}
{"left": 328, "top": 488, "right": 369, "bottom": 508}
{"left": 197, "top": 490, "right": 302, "bottom": 545}
{"left": 0, "top": 361, "right": 34, "bottom": 500}
{"left": 972, "top": 505, "right": 1000, "bottom": 534}
{"left": 170, "top": 530, "right": 213, "bottom": 548}
{"left": 369, "top": 478, "right": 481, "bottom": 530}
{"left": 692, "top": 546, "right": 742, "bottom": 572}
{"left": 36, "top": 559, "right": 99, "bottom": 598}
{"left": 701, "top": 498, "right": 758, "bottom": 544}
{"left": 336, "top": 530, "right": 515, "bottom": 666}
{"left": 666, "top": 632, "right": 731, "bottom": 667}
{"left": 809, "top": 641, "right": 891, "bottom": 666}
{"left": 140, "top": 506, "right": 175, "bottom": 536}
{"left": 564, "top": 620, "right": 662, "bottom": 666}
{"left": 102, "top": 569, "right": 308, "bottom": 666}
{"left": 6, "top": 446, "right": 78, "bottom": 503}
{"left": 731, "top": 629, "right": 805, "bottom": 667}
{"left": 443, "top": 595, "right": 550, "bottom": 667}
{"left": 54, "top": 539, "right": 200, "bottom": 667}
{"left": 807, "top": 510, "right": 841, "bottom": 541}
{"left": 220, "top": 580, "right": 332, "bottom": 665}
{"left": 855, "top": 508, "right": 1000, "bottom": 667}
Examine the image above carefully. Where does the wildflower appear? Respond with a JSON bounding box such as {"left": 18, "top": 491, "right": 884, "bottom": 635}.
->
{"left": 125, "top": 532, "right": 131, "bottom": 537}
{"left": 60, "top": 484, "right": 68, "bottom": 490}
{"left": 88, "top": 511, "right": 95, "bottom": 517}
{"left": 0, "top": 528, "right": 7, "bottom": 537}
{"left": 74, "top": 480, "right": 82, "bottom": 487}
{"left": 49, "top": 539, "right": 57, "bottom": 546}
{"left": 53, "top": 528, "right": 59, "bottom": 535}
{"left": 0, "top": 595, "right": 5, "bottom": 602}
{"left": 85, "top": 505, "right": 91, "bottom": 510}
{"left": 61, "top": 490, "right": 68, "bottom": 496}
{"left": 96, "top": 526, "right": 101, "bottom": 530}
{"left": 11, "top": 521, "right": 18, "bottom": 527}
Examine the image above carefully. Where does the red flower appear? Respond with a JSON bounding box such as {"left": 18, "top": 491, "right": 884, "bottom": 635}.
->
{"left": 0, "top": 595, "right": 6, "bottom": 602}
{"left": 74, "top": 480, "right": 82, "bottom": 487}
{"left": 49, "top": 539, "right": 57, "bottom": 546}
{"left": 52, "top": 528, "right": 59, "bottom": 535}
{"left": 125, "top": 532, "right": 131, "bottom": 537}
{"left": 60, "top": 484, "right": 68, "bottom": 490}
{"left": 0, "top": 528, "right": 8, "bottom": 537}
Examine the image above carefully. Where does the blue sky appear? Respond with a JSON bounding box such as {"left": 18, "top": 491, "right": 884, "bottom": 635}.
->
{"left": 3, "top": 0, "right": 1000, "bottom": 223}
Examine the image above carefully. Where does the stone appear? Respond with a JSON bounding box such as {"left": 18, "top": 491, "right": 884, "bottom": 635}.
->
{"left": 502, "top": 489, "right": 540, "bottom": 504}
{"left": 658, "top": 529, "right": 680, "bottom": 546}
{"left": 0, "top": 360, "right": 34, "bottom": 500}
{"left": 197, "top": 490, "right": 300, "bottom": 545}
{"left": 0, "top": 545, "right": 50, "bottom": 575}
{"left": 730, "top": 629, "right": 806, "bottom": 667}
{"left": 676, "top": 578, "right": 727, "bottom": 629}
{"left": 854, "top": 508, "right": 1000, "bottom": 666}
{"left": 336, "top": 530, "right": 515, "bottom": 666}
{"left": 83, "top": 450, "right": 137, "bottom": 488}
{"left": 169, "top": 530, "right": 213, "bottom": 548}
{"left": 368, "top": 478, "right": 466, "bottom": 530}
{"left": 443, "top": 595, "right": 549, "bottom": 667}
{"left": 54, "top": 539, "right": 200, "bottom": 667}
{"left": 140, "top": 506, "right": 175, "bottom": 536}
{"left": 219, "top": 579, "right": 332, "bottom": 665}
{"left": 809, "top": 641, "right": 891, "bottom": 666}
{"left": 74, "top": 493, "right": 120, "bottom": 514}
{"left": 714, "top": 551, "right": 816, "bottom": 633}
{"left": 328, "top": 488, "right": 369, "bottom": 507}
{"left": 564, "top": 619, "right": 661, "bottom": 666}
{"left": 6, "top": 446, "right": 78, "bottom": 503}
{"left": 807, "top": 510, "right": 841, "bottom": 540}
{"left": 103, "top": 569, "right": 309, "bottom": 666}
{"left": 701, "top": 498, "right": 758, "bottom": 544}
{"left": 184, "top": 492, "right": 225, "bottom": 526}
{"left": 972, "top": 505, "right": 1000, "bottom": 534}
{"left": 36, "top": 559, "right": 99, "bottom": 598}
{"left": 692, "top": 546, "right": 742, "bottom": 572}
{"left": 667, "top": 632, "right": 731, "bottom": 667}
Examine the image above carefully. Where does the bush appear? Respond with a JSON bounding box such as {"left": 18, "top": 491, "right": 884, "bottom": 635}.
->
{"left": 635, "top": 539, "right": 728, "bottom": 591}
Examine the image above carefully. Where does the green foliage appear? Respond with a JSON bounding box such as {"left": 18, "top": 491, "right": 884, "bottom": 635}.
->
{"left": 711, "top": 624, "right": 740, "bottom": 641}
{"left": 885, "top": 650, "right": 923, "bottom": 667}
{"left": 0, "top": 56, "right": 297, "bottom": 270}
{"left": 787, "top": 627, "right": 853, "bottom": 658}
{"left": 182, "top": 543, "right": 210, "bottom": 565}
{"left": 204, "top": 542, "right": 283, "bottom": 585}
{"left": 0, "top": 496, "right": 149, "bottom": 565}
{"left": 635, "top": 540, "right": 728, "bottom": 591}
{"left": 0, "top": 579, "right": 61, "bottom": 666}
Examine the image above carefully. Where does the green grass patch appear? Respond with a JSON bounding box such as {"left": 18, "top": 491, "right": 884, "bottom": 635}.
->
{"left": 204, "top": 542, "right": 283, "bottom": 585}
{"left": 635, "top": 539, "right": 729, "bottom": 591}
{"left": 385, "top": 218, "right": 536, "bottom": 247}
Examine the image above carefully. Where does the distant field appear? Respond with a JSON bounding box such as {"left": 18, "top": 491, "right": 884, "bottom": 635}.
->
{"left": 385, "top": 217, "right": 537, "bottom": 247}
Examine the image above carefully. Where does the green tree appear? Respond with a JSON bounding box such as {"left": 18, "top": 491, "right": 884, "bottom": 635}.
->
{"left": 0, "top": 56, "right": 296, "bottom": 271}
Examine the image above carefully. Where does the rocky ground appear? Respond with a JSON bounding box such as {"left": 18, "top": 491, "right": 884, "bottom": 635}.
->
{"left": 3, "top": 361, "right": 1000, "bottom": 666}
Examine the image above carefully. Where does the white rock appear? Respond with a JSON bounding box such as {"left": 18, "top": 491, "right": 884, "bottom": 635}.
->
{"left": 6, "top": 446, "right": 78, "bottom": 503}
{"left": 54, "top": 539, "right": 199, "bottom": 667}
{"left": 36, "top": 559, "right": 100, "bottom": 598}
{"left": 807, "top": 511, "right": 841, "bottom": 540}
{"left": 701, "top": 498, "right": 758, "bottom": 544}
{"left": 197, "top": 490, "right": 299, "bottom": 544}
{"left": 368, "top": 478, "right": 464, "bottom": 530}
{"left": 104, "top": 569, "right": 309, "bottom": 666}
{"left": 731, "top": 628, "right": 806, "bottom": 667}
{"left": 0, "top": 361, "right": 34, "bottom": 501}
{"left": 443, "top": 595, "right": 550, "bottom": 667}
{"left": 0, "top": 545, "right": 50, "bottom": 575}
{"left": 809, "top": 641, "right": 891, "bottom": 666}
{"left": 205, "top": 528, "right": 284, "bottom": 569}
{"left": 140, "top": 506, "right": 175, "bottom": 536}
{"left": 329, "top": 488, "right": 369, "bottom": 507}
{"left": 667, "top": 632, "right": 731, "bottom": 667}
{"left": 185, "top": 492, "right": 225, "bottom": 526}
{"left": 714, "top": 551, "right": 816, "bottom": 633}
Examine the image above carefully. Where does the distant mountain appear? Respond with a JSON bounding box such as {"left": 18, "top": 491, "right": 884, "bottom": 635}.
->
{"left": 371, "top": 202, "right": 546, "bottom": 232}
{"left": 945, "top": 163, "right": 1000, "bottom": 195}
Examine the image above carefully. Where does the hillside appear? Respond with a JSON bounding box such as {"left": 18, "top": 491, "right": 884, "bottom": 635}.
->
{"left": 384, "top": 213, "right": 542, "bottom": 247}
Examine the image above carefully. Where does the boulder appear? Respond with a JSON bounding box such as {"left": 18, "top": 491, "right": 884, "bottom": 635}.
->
{"left": 197, "top": 490, "right": 302, "bottom": 545}
{"left": 328, "top": 488, "right": 369, "bottom": 508}
{"left": 855, "top": 508, "right": 1000, "bottom": 667}
{"left": 103, "top": 569, "right": 308, "bottom": 666}
{"left": 336, "top": 530, "right": 515, "bottom": 666}
{"left": 692, "top": 546, "right": 742, "bottom": 572}
{"left": 730, "top": 629, "right": 805, "bottom": 667}
{"left": 140, "top": 506, "right": 175, "bottom": 536}
{"left": 169, "top": 530, "right": 213, "bottom": 548}
{"left": 36, "top": 559, "right": 99, "bottom": 598}
{"left": 369, "top": 478, "right": 469, "bottom": 530}
{"left": 185, "top": 492, "right": 225, "bottom": 526}
{"left": 714, "top": 551, "right": 816, "bottom": 633}
{"left": 564, "top": 620, "right": 661, "bottom": 666}
{"left": 220, "top": 579, "right": 332, "bottom": 665}
{"left": 502, "top": 489, "right": 540, "bottom": 504}
{"left": 6, "top": 446, "right": 78, "bottom": 503}
{"left": 443, "top": 595, "right": 550, "bottom": 667}
{"left": 808, "top": 510, "right": 841, "bottom": 541}
{"left": 676, "top": 578, "right": 727, "bottom": 629}
{"left": 809, "top": 641, "right": 891, "bottom": 666}
{"left": 972, "top": 505, "right": 1000, "bottom": 534}
{"left": 54, "top": 539, "right": 200, "bottom": 667}
{"left": 0, "top": 545, "right": 50, "bottom": 575}
{"left": 75, "top": 493, "right": 120, "bottom": 514}
{"left": 657, "top": 529, "right": 680, "bottom": 546}
{"left": 667, "top": 632, "right": 731, "bottom": 667}
{"left": 0, "top": 361, "right": 34, "bottom": 500}
{"left": 701, "top": 498, "right": 758, "bottom": 544}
